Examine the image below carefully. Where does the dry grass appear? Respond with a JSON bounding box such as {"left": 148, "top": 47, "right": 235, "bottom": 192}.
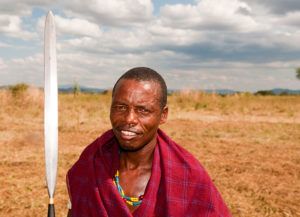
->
{"left": 0, "top": 88, "right": 299, "bottom": 216}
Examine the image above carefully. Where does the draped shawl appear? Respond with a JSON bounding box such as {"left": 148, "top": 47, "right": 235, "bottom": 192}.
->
{"left": 67, "top": 129, "right": 231, "bottom": 217}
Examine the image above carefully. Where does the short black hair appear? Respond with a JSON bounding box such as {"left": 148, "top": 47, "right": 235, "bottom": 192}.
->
{"left": 112, "top": 67, "right": 167, "bottom": 109}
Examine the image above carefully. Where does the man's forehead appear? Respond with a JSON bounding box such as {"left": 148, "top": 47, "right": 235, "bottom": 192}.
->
{"left": 115, "top": 79, "right": 159, "bottom": 91}
{"left": 113, "top": 79, "right": 161, "bottom": 102}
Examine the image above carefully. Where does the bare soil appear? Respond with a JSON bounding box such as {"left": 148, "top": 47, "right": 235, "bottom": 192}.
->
{"left": 0, "top": 90, "right": 299, "bottom": 217}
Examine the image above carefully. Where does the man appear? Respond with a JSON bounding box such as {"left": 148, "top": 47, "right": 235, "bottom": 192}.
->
{"left": 67, "top": 67, "right": 231, "bottom": 217}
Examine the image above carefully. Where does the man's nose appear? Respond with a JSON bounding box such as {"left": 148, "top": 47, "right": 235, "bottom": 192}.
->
{"left": 125, "top": 109, "right": 138, "bottom": 125}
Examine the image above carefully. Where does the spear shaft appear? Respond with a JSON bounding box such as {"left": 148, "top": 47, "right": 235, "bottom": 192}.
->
{"left": 44, "top": 11, "right": 58, "bottom": 217}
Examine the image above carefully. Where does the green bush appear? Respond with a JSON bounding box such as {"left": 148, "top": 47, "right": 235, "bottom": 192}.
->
{"left": 9, "top": 83, "right": 29, "bottom": 97}
{"left": 255, "top": 90, "right": 274, "bottom": 96}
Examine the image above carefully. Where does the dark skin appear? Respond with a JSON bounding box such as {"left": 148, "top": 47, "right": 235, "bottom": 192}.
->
{"left": 111, "top": 79, "right": 168, "bottom": 213}
{"left": 68, "top": 79, "right": 168, "bottom": 216}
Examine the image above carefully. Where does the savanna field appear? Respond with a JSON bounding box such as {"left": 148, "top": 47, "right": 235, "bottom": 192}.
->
{"left": 0, "top": 86, "right": 299, "bottom": 217}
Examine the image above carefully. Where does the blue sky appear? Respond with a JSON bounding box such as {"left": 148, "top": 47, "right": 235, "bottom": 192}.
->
{"left": 0, "top": 0, "right": 300, "bottom": 91}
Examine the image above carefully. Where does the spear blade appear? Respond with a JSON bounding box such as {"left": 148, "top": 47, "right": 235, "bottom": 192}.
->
{"left": 44, "top": 10, "right": 58, "bottom": 217}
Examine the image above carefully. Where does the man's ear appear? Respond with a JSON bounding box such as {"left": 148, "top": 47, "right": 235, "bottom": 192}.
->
{"left": 160, "top": 106, "right": 168, "bottom": 124}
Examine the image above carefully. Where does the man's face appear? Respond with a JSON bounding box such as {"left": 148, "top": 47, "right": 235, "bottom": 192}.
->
{"left": 110, "top": 79, "right": 168, "bottom": 152}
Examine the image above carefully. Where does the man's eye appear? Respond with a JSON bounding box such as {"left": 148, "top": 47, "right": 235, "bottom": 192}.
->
{"left": 114, "top": 105, "right": 127, "bottom": 111}
{"left": 137, "top": 108, "right": 149, "bottom": 114}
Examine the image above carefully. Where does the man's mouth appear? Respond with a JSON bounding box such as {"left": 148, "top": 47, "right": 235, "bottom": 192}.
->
{"left": 119, "top": 130, "right": 140, "bottom": 140}
{"left": 121, "top": 130, "right": 137, "bottom": 136}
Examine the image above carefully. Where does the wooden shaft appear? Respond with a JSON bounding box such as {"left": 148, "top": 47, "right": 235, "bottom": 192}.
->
{"left": 47, "top": 203, "right": 55, "bottom": 217}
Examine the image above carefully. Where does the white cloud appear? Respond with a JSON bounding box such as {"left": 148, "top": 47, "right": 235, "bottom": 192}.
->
{"left": 243, "top": 0, "right": 300, "bottom": 15}
{"left": 280, "top": 11, "right": 300, "bottom": 27}
{"left": 0, "top": 0, "right": 32, "bottom": 15}
{"left": 160, "top": 0, "right": 261, "bottom": 32}
{"left": 0, "top": 54, "right": 43, "bottom": 86}
{"left": 0, "top": 0, "right": 299, "bottom": 91}
{"left": 147, "top": 21, "right": 202, "bottom": 46}
{"left": 0, "top": 42, "right": 11, "bottom": 48}
{"left": 37, "top": 15, "right": 102, "bottom": 38}
{"left": 60, "top": 27, "right": 155, "bottom": 54}
{"left": 0, "top": 58, "right": 7, "bottom": 70}
{"left": 0, "top": 14, "right": 36, "bottom": 39}
{"left": 55, "top": 16, "right": 102, "bottom": 37}
{"left": 63, "top": 0, "right": 154, "bottom": 26}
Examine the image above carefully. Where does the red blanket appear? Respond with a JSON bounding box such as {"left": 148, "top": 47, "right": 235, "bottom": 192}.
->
{"left": 67, "top": 129, "right": 231, "bottom": 217}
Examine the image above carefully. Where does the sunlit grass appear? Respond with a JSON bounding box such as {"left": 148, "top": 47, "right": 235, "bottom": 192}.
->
{"left": 0, "top": 87, "right": 299, "bottom": 216}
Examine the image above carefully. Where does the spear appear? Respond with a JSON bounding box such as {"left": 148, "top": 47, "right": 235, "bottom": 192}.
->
{"left": 44, "top": 11, "right": 58, "bottom": 217}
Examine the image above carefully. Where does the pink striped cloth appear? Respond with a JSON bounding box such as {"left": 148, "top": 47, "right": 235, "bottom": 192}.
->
{"left": 67, "top": 129, "right": 231, "bottom": 217}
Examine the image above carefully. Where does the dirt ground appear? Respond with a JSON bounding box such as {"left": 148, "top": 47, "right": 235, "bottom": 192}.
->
{"left": 0, "top": 90, "right": 299, "bottom": 216}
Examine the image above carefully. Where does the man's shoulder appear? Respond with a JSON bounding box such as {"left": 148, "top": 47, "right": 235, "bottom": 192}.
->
{"left": 158, "top": 129, "right": 208, "bottom": 176}
{"left": 157, "top": 130, "right": 232, "bottom": 216}
{"left": 79, "top": 129, "right": 114, "bottom": 158}
{"left": 68, "top": 129, "right": 115, "bottom": 175}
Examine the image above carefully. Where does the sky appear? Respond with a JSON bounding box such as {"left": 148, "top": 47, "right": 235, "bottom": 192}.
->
{"left": 0, "top": 0, "right": 300, "bottom": 92}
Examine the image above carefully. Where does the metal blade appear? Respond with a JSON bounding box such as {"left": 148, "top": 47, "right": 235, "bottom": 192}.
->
{"left": 44, "top": 10, "right": 58, "bottom": 200}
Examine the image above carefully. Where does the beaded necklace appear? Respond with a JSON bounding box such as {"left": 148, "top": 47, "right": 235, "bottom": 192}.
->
{"left": 113, "top": 170, "right": 144, "bottom": 206}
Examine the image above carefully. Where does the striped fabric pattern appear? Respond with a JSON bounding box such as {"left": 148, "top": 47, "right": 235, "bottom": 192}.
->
{"left": 67, "top": 129, "right": 231, "bottom": 217}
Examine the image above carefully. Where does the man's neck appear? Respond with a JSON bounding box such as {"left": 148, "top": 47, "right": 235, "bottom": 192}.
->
{"left": 119, "top": 137, "right": 156, "bottom": 171}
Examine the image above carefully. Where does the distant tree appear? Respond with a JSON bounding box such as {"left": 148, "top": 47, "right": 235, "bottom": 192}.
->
{"left": 73, "top": 81, "right": 81, "bottom": 96}
{"left": 255, "top": 90, "right": 274, "bottom": 96}
{"left": 9, "top": 83, "right": 29, "bottom": 97}
{"left": 296, "top": 68, "right": 300, "bottom": 80}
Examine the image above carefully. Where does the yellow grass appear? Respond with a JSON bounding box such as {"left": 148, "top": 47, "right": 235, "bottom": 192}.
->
{"left": 0, "top": 88, "right": 299, "bottom": 216}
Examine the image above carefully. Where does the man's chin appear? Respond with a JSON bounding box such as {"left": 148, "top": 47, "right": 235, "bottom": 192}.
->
{"left": 118, "top": 143, "right": 145, "bottom": 153}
